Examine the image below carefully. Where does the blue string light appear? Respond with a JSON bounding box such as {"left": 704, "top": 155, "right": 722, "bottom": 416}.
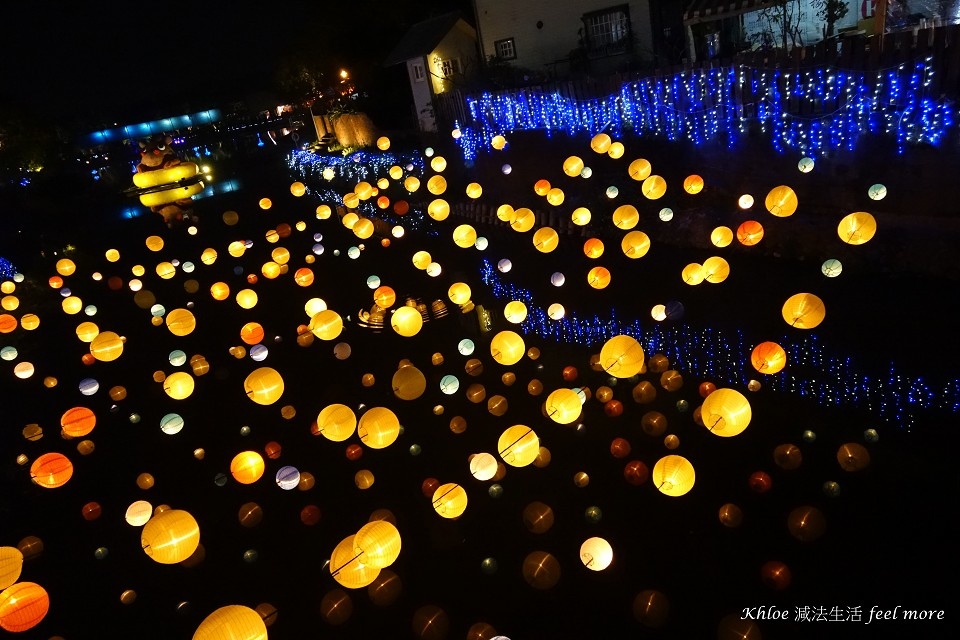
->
{"left": 455, "top": 59, "right": 955, "bottom": 160}
{"left": 478, "top": 258, "right": 959, "bottom": 430}
{"left": 0, "top": 257, "right": 16, "bottom": 280}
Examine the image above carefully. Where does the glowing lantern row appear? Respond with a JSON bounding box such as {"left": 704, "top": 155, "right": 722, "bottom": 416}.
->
{"left": 193, "top": 605, "right": 267, "bottom": 640}
{"left": 141, "top": 509, "right": 200, "bottom": 564}
{"left": 652, "top": 455, "right": 695, "bottom": 496}
{"left": 701, "top": 388, "right": 752, "bottom": 437}
{"left": 498, "top": 425, "right": 539, "bottom": 467}
{"left": 317, "top": 404, "right": 357, "bottom": 442}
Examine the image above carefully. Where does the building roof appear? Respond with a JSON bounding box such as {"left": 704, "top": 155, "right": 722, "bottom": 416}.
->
{"left": 683, "top": 0, "right": 780, "bottom": 25}
{"left": 383, "top": 11, "right": 468, "bottom": 67}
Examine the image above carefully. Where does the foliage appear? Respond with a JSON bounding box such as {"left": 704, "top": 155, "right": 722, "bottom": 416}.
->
{"left": 751, "top": 0, "right": 806, "bottom": 51}
{"left": 812, "top": 0, "right": 850, "bottom": 37}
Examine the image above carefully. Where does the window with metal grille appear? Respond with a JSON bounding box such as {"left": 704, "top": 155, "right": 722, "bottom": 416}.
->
{"left": 439, "top": 58, "right": 461, "bottom": 77}
{"left": 494, "top": 38, "right": 516, "bottom": 60}
{"left": 582, "top": 5, "right": 631, "bottom": 55}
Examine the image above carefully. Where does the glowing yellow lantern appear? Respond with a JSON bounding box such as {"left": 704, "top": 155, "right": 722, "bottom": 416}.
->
{"left": 612, "top": 205, "right": 639, "bottom": 230}
{"left": 105, "top": 248, "right": 121, "bottom": 262}
{"left": 765, "top": 185, "right": 798, "bottom": 217}
{"left": 544, "top": 388, "right": 582, "bottom": 424}
{"left": 683, "top": 174, "right": 704, "bottom": 194}
{"left": 496, "top": 204, "right": 516, "bottom": 222}
{"left": 453, "top": 224, "right": 478, "bottom": 248}
{"left": 490, "top": 331, "right": 525, "bottom": 366}
{"left": 448, "top": 282, "right": 472, "bottom": 305}
{"left": 145, "top": 235, "right": 164, "bottom": 252}
{"left": 580, "top": 537, "right": 614, "bottom": 571}
{"left": 432, "top": 483, "right": 468, "bottom": 518}
{"left": 711, "top": 226, "right": 734, "bottom": 247}
{"left": 427, "top": 199, "right": 450, "bottom": 221}
{"left": 165, "top": 308, "right": 196, "bottom": 336}
{"left": 599, "top": 335, "right": 645, "bottom": 378}
{"left": 628, "top": 158, "right": 652, "bottom": 181}
{"left": 90, "top": 331, "right": 124, "bottom": 362}
{"left": 466, "top": 182, "right": 482, "bottom": 199}
{"left": 392, "top": 365, "right": 426, "bottom": 400}
{"left": 532, "top": 227, "right": 559, "bottom": 253}
{"left": 141, "top": 509, "right": 200, "bottom": 564}
{"left": 403, "top": 176, "right": 421, "bottom": 193}
{"left": 316, "top": 204, "right": 332, "bottom": 219}
{"left": 503, "top": 301, "right": 527, "bottom": 323}
{"left": 236, "top": 289, "right": 258, "bottom": 309}
{"left": 230, "top": 451, "right": 265, "bottom": 484}
{"left": 390, "top": 306, "right": 423, "bottom": 337}
{"left": 782, "top": 293, "right": 825, "bottom": 329}
{"left": 701, "top": 388, "right": 752, "bottom": 437}
{"left": 290, "top": 181, "right": 306, "bottom": 196}
{"left": 701, "top": 256, "right": 730, "bottom": 283}
{"left": 621, "top": 231, "right": 650, "bottom": 258}
{"left": 571, "top": 207, "right": 592, "bottom": 226}
{"left": 357, "top": 407, "right": 400, "bottom": 449}
{"left": 607, "top": 141, "right": 625, "bottom": 159}
{"left": 343, "top": 192, "right": 360, "bottom": 209}
{"left": 652, "top": 455, "right": 695, "bottom": 496}
{"left": 837, "top": 212, "right": 877, "bottom": 245}
{"left": 0, "top": 548, "right": 22, "bottom": 591}
{"left": 590, "top": 133, "right": 612, "bottom": 153}
{"left": 0, "top": 582, "right": 49, "bottom": 632}
{"left": 259, "top": 197, "right": 272, "bottom": 210}
{"left": 62, "top": 296, "right": 83, "bottom": 314}
{"left": 75, "top": 321, "right": 99, "bottom": 343}
{"left": 244, "top": 367, "right": 284, "bottom": 405}
{"left": 498, "top": 425, "right": 539, "bottom": 467}
{"left": 563, "top": 156, "right": 584, "bottom": 176}
{"left": 331, "top": 535, "right": 380, "bottom": 589}
{"left": 412, "top": 251, "right": 432, "bottom": 270}
{"left": 317, "top": 404, "right": 357, "bottom": 442}
{"left": 751, "top": 342, "right": 787, "bottom": 374}
{"left": 512, "top": 208, "right": 536, "bottom": 232}
{"left": 491, "top": 135, "right": 507, "bottom": 150}
{"left": 193, "top": 605, "right": 267, "bottom": 640}
{"left": 354, "top": 521, "right": 401, "bottom": 568}
{"left": 587, "top": 266, "right": 611, "bottom": 289}
{"left": 353, "top": 218, "right": 375, "bottom": 239}
{"left": 430, "top": 156, "right": 447, "bottom": 172}
{"left": 294, "top": 268, "right": 314, "bottom": 287}
{"left": 374, "top": 286, "right": 397, "bottom": 309}
{"left": 376, "top": 136, "right": 391, "bottom": 150}
{"left": 210, "top": 282, "right": 230, "bottom": 301}
{"left": 427, "top": 175, "right": 447, "bottom": 195}
{"left": 163, "top": 372, "right": 195, "bottom": 399}
{"left": 310, "top": 309, "right": 343, "bottom": 340}
{"left": 55, "top": 258, "right": 76, "bottom": 276}
{"left": 30, "top": 453, "right": 74, "bottom": 488}
{"left": 642, "top": 175, "right": 667, "bottom": 199}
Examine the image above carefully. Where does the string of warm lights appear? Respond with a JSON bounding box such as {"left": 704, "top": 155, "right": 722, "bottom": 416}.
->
{"left": 455, "top": 59, "right": 954, "bottom": 159}
{"left": 479, "top": 259, "right": 959, "bottom": 430}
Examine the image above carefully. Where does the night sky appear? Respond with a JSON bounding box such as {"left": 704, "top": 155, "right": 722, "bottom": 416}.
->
{"left": 1, "top": 0, "right": 473, "bottom": 123}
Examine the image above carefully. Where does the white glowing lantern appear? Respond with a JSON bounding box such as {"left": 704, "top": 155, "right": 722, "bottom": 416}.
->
{"left": 469, "top": 453, "right": 498, "bottom": 481}
{"left": 547, "top": 303, "right": 565, "bottom": 320}
{"left": 580, "top": 537, "right": 614, "bottom": 571}
{"left": 550, "top": 272, "right": 565, "bottom": 287}
{"left": 738, "top": 194, "right": 754, "bottom": 209}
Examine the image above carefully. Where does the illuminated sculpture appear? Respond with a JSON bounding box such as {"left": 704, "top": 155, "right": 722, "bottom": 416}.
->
{"left": 131, "top": 134, "right": 203, "bottom": 225}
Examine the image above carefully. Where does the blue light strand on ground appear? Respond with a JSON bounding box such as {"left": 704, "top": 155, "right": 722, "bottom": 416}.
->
{"left": 456, "top": 61, "right": 955, "bottom": 160}
{"left": 479, "top": 259, "right": 959, "bottom": 429}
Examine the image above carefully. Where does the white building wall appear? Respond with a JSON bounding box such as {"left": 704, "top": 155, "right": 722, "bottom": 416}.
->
{"left": 474, "top": 0, "right": 652, "bottom": 71}
{"left": 406, "top": 57, "right": 436, "bottom": 132}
